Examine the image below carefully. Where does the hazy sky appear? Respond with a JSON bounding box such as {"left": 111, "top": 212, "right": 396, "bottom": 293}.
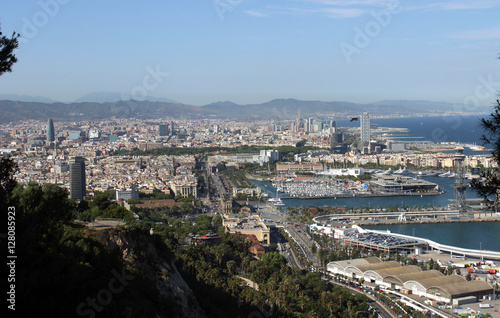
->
{"left": 1, "top": 0, "right": 500, "bottom": 105}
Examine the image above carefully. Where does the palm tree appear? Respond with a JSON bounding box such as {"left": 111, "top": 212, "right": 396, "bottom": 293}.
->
{"left": 226, "top": 259, "right": 237, "bottom": 273}
{"left": 298, "top": 294, "right": 308, "bottom": 312}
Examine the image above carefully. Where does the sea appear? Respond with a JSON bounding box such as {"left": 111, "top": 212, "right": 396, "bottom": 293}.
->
{"left": 252, "top": 115, "right": 500, "bottom": 252}
{"left": 336, "top": 115, "right": 487, "bottom": 145}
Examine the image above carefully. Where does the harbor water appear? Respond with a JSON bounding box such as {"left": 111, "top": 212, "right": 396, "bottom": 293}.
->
{"left": 251, "top": 176, "right": 481, "bottom": 210}
{"left": 251, "top": 115, "right": 500, "bottom": 251}
{"left": 252, "top": 177, "right": 500, "bottom": 252}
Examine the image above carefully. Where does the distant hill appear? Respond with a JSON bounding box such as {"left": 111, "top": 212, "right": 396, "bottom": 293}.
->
{"left": 0, "top": 98, "right": 492, "bottom": 124}
{"left": 73, "top": 92, "right": 178, "bottom": 103}
{"left": 0, "top": 100, "right": 211, "bottom": 124}
{"left": 202, "top": 98, "right": 492, "bottom": 120}
{"left": 202, "top": 98, "right": 364, "bottom": 120}
{"left": 0, "top": 94, "right": 57, "bottom": 103}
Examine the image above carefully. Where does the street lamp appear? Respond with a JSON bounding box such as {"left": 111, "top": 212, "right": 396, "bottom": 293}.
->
{"left": 480, "top": 242, "right": 483, "bottom": 263}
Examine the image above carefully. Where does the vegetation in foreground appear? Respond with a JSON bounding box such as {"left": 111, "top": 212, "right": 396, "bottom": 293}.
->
{"left": 2, "top": 156, "right": 374, "bottom": 317}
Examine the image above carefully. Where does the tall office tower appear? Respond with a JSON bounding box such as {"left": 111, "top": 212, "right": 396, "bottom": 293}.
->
{"left": 69, "top": 156, "right": 86, "bottom": 200}
{"left": 308, "top": 118, "right": 314, "bottom": 132}
{"left": 316, "top": 121, "right": 323, "bottom": 131}
{"left": 330, "top": 120, "right": 337, "bottom": 132}
{"left": 46, "top": 119, "right": 55, "bottom": 142}
{"left": 159, "top": 124, "right": 169, "bottom": 136}
{"left": 360, "top": 112, "right": 371, "bottom": 143}
{"left": 170, "top": 121, "right": 175, "bottom": 136}
{"left": 297, "top": 108, "right": 301, "bottom": 132}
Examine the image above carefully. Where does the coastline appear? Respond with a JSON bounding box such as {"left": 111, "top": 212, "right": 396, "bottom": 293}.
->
{"left": 282, "top": 191, "right": 444, "bottom": 200}
{"left": 358, "top": 215, "right": 500, "bottom": 226}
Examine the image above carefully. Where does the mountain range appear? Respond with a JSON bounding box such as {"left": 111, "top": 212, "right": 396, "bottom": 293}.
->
{"left": 0, "top": 96, "right": 493, "bottom": 124}
{"left": 0, "top": 92, "right": 179, "bottom": 104}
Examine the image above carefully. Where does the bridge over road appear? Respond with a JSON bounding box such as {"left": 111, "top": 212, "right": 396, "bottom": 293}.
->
{"left": 358, "top": 227, "right": 500, "bottom": 261}
{"left": 313, "top": 210, "right": 462, "bottom": 224}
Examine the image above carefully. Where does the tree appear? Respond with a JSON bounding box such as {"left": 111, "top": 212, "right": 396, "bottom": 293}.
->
{"left": 0, "top": 156, "right": 18, "bottom": 211}
{"left": 296, "top": 139, "right": 307, "bottom": 147}
{"left": 471, "top": 99, "right": 500, "bottom": 208}
{"left": 12, "top": 182, "right": 75, "bottom": 232}
{"left": 0, "top": 28, "right": 20, "bottom": 76}
{"left": 465, "top": 272, "right": 472, "bottom": 281}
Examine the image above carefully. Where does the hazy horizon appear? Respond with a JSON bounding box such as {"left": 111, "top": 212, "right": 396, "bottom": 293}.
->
{"left": 1, "top": 1, "right": 500, "bottom": 106}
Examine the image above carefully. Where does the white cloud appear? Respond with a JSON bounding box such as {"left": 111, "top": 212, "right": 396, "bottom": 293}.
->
{"left": 322, "top": 8, "right": 367, "bottom": 18}
{"left": 245, "top": 10, "right": 269, "bottom": 18}
{"left": 245, "top": 0, "right": 500, "bottom": 19}
{"left": 406, "top": 0, "right": 500, "bottom": 11}
{"left": 282, "top": 6, "right": 367, "bottom": 18}
{"left": 242, "top": 0, "right": 394, "bottom": 19}
{"left": 448, "top": 27, "right": 500, "bottom": 40}
{"left": 289, "top": 0, "right": 394, "bottom": 6}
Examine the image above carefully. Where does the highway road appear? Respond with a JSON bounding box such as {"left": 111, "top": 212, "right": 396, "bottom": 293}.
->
{"left": 322, "top": 277, "right": 397, "bottom": 318}
{"left": 260, "top": 204, "right": 321, "bottom": 269}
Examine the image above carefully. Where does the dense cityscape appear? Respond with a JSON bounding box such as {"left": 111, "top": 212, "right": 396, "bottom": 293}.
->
{"left": 2, "top": 1, "right": 500, "bottom": 318}
{"left": 3, "top": 109, "right": 500, "bottom": 317}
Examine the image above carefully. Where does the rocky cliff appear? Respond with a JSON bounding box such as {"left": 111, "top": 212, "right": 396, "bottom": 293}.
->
{"left": 94, "top": 227, "right": 206, "bottom": 318}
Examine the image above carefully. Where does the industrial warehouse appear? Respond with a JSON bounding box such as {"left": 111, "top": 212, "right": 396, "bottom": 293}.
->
{"left": 327, "top": 257, "right": 494, "bottom": 304}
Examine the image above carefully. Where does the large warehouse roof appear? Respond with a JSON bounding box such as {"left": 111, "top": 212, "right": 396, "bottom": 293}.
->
{"left": 328, "top": 257, "right": 381, "bottom": 271}
{"left": 385, "top": 269, "right": 443, "bottom": 286}
{"left": 416, "top": 275, "right": 466, "bottom": 289}
{"left": 365, "top": 265, "right": 421, "bottom": 282}
{"left": 372, "top": 265, "right": 422, "bottom": 277}
{"left": 427, "top": 281, "right": 493, "bottom": 299}
{"left": 356, "top": 261, "right": 401, "bottom": 273}
{"left": 404, "top": 275, "right": 466, "bottom": 293}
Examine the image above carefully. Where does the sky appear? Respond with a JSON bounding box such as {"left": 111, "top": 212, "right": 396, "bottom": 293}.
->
{"left": 1, "top": 0, "right": 500, "bottom": 106}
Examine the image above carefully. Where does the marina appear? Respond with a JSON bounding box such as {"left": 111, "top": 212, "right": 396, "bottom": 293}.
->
{"left": 263, "top": 172, "right": 443, "bottom": 201}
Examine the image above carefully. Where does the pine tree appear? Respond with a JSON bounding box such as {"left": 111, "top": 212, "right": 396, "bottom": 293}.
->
{"left": 0, "top": 26, "right": 20, "bottom": 76}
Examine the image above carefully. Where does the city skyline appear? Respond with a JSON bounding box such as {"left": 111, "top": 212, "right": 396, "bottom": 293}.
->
{"left": 1, "top": 1, "right": 499, "bottom": 106}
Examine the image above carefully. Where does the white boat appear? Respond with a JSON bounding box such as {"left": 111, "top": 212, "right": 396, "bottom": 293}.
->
{"left": 469, "top": 145, "right": 485, "bottom": 151}
{"left": 438, "top": 171, "right": 453, "bottom": 177}
{"left": 394, "top": 168, "right": 411, "bottom": 175}
{"left": 273, "top": 199, "right": 285, "bottom": 206}
{"left": 267, "top": 197, "right": 284, "bottom": 205}
{"left": 418, "top": 171, "right": 440, "bottom": 177}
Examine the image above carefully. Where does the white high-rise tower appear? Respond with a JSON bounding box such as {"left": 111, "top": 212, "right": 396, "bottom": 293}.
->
{"left": 360, "top": 112, "right": 370, "bottom": 143}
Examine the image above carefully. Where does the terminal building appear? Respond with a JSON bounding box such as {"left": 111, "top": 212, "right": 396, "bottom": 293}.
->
{"left": 370, "top": 175, "right": 439, "bottom": 193}
{"left": 327, "top": 257, "right": 494, "bottom": 304}
{"left": 340, "top": 229, "right": 427, "bottom": 255}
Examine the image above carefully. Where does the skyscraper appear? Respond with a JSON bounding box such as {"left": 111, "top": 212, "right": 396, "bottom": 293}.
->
{"left": 360, "top": 112, "right": 371, "bottom": 144}
{"left": 159, "top": 124, "right": 169, "bottom": 136}
{"left": 69, "top": 156, "right": 86, "bottom": 200}
{"left": 330, "top": 120, "right": 337, "bottom": 132}
{"left": 170, "top": 121, "right": 175, "bottom": 136}
{"left": 296, "top": 108, "right": 301, "bottom": 133}
{"left": 46, "top": 119, "right": 55, "bottom": 142}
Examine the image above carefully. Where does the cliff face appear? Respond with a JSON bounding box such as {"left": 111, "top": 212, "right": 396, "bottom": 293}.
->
{"left": 94, "top": 227, "right": 206, "bottom": 318}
